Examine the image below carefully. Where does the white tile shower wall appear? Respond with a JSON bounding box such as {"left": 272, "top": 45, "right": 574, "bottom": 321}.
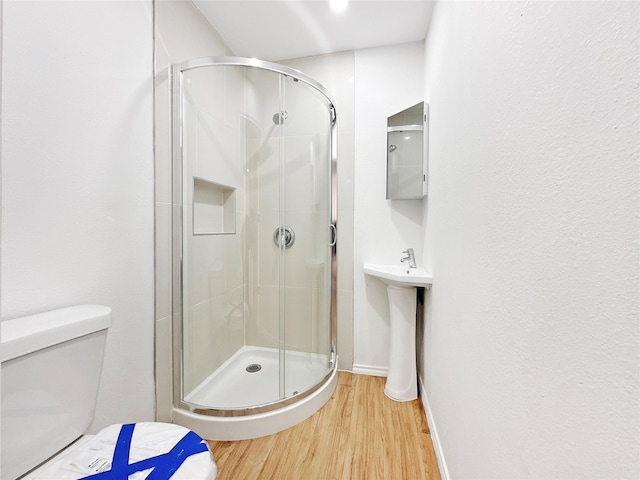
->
{"left": 244, "top": 87, "right": 332, "bottom": 355}
{"left": 242, "top": 67, "right": 278, "bottom": 351}
{"left": 154, "top": 0, "right": 232, "bottom": 420}
{"left": 419, "top": 2, "right": 639, "bottom": 478}
{"left": 2, "top": 0, "right": 155, "bottom": 430}
{"left": 182, "top": 62, "right": 247, "bottom": 393}
{"left": 352, "top": 42, "right": 425, "bottom": 373}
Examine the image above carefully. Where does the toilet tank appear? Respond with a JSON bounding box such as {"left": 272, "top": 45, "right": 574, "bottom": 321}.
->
{"left": 1, "top": 305, "right": 111, "bottom": 480}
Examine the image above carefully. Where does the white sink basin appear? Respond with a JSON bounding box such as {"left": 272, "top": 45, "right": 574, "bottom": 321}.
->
{"left": 363, "top": 264, "right": 433, "bottom": 288}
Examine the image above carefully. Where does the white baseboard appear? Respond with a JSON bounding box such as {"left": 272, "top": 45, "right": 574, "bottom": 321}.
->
{"left": 418, "top": 374, "right": 450, "bottom": 480}
{"left": 352, "top": 363, "right": 388, "bottom": 377}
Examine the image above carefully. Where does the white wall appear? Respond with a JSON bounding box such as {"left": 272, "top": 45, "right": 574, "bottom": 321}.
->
{"left": 353, "top": 42, "right": 425, "bottom": 374}
{"left": 420, "top": 2, "right": 640, "bottom": 478}
{"left": 1, "top": 1, "right": 155, "bottom": 430}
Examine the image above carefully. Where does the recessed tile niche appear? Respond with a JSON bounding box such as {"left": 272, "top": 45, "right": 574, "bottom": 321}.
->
{"left": 192, "top": 177, "right": 236, "bottom": 235}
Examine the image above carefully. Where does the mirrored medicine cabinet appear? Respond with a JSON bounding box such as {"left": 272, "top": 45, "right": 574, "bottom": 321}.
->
{"left": 386, "top": 102, "right": 428, "bottom": 200}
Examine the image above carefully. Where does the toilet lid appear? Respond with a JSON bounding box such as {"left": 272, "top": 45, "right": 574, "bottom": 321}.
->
{"left": 26, "top": 422, "right": 217, "bottom": 480}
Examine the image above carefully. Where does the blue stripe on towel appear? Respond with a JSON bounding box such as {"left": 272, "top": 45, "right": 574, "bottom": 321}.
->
{"left": 80, "top": 423, "right": 209, "bottom": 480}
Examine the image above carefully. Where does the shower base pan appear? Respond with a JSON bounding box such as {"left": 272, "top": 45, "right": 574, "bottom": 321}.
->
{"left": 173, "top": 346, "right": 338, "bottom": 440}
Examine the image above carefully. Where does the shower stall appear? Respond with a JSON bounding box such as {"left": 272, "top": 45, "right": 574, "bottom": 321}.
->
{"left": 170, "top": 57, "right": 337, "bottom": 440}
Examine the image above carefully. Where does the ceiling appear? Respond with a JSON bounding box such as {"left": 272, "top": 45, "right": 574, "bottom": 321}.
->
{"left": 192, "top": 1, "right": 435, "bottom": 61}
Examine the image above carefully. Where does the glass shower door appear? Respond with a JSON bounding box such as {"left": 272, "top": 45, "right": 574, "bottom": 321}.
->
{"left": 278, "top": 74, "right": 333, "bottom": 399}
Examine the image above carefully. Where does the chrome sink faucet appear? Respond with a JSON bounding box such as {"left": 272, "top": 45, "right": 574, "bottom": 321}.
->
{"left": 400, "top": 248, "right": 417, "bottom": 268}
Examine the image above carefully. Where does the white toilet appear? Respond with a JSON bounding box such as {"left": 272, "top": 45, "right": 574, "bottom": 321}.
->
{"left": 1, "top": 305, "right": 217, "bottom": 480}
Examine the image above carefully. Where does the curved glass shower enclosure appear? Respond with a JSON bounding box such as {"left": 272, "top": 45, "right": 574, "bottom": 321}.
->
{"left": 171, "top": 57, "right": 337, "bottom": 433}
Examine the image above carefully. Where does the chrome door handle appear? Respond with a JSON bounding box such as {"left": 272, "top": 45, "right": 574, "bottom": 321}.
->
{"left": 328, "top": 224, "right": 337, "bottom": 247}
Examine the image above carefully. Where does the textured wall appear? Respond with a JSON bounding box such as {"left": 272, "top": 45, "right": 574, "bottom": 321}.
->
{"left": 1, "top": 1, "right": 155, "bottom": 430}
{"left": 420, "top": 2, "right": 640, "bottom": 478}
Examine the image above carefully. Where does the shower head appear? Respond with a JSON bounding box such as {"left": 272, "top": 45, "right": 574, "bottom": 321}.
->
{"left": 272, "top": 111, "right": 288, "bottom": 125}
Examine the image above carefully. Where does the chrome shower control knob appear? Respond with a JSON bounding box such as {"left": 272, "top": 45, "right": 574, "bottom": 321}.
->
{"left": 273, "top": 226, "right": 295, "bottom": 249}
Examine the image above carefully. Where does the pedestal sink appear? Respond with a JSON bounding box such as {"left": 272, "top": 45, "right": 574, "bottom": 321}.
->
{"left": 363, "top": 264, "right": 432, "bottom": 401}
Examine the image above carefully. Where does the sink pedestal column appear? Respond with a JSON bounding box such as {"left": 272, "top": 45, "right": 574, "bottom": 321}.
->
{"left": 384, "top": 285, "right": 417, "bottom": 401}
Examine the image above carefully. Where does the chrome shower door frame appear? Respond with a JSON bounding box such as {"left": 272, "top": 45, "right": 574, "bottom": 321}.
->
{"left": 171, "top": 56, "right": 338, "bottom": 417}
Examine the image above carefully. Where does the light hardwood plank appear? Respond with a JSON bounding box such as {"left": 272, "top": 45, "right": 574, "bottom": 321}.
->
{"left": 207, "top": 372, "right": 442, "bottom": 480}
{"left": 299, "top": 373, "right": 355, "bottom": 478}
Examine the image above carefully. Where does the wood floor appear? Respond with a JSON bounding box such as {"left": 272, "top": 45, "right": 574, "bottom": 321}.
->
{"left": 207, "top": 372, "right": 442, "bottom": 480}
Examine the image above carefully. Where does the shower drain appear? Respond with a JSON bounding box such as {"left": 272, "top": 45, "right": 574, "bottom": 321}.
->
{"left": 246, "top": 363, "right": 262, "bottom": 373}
